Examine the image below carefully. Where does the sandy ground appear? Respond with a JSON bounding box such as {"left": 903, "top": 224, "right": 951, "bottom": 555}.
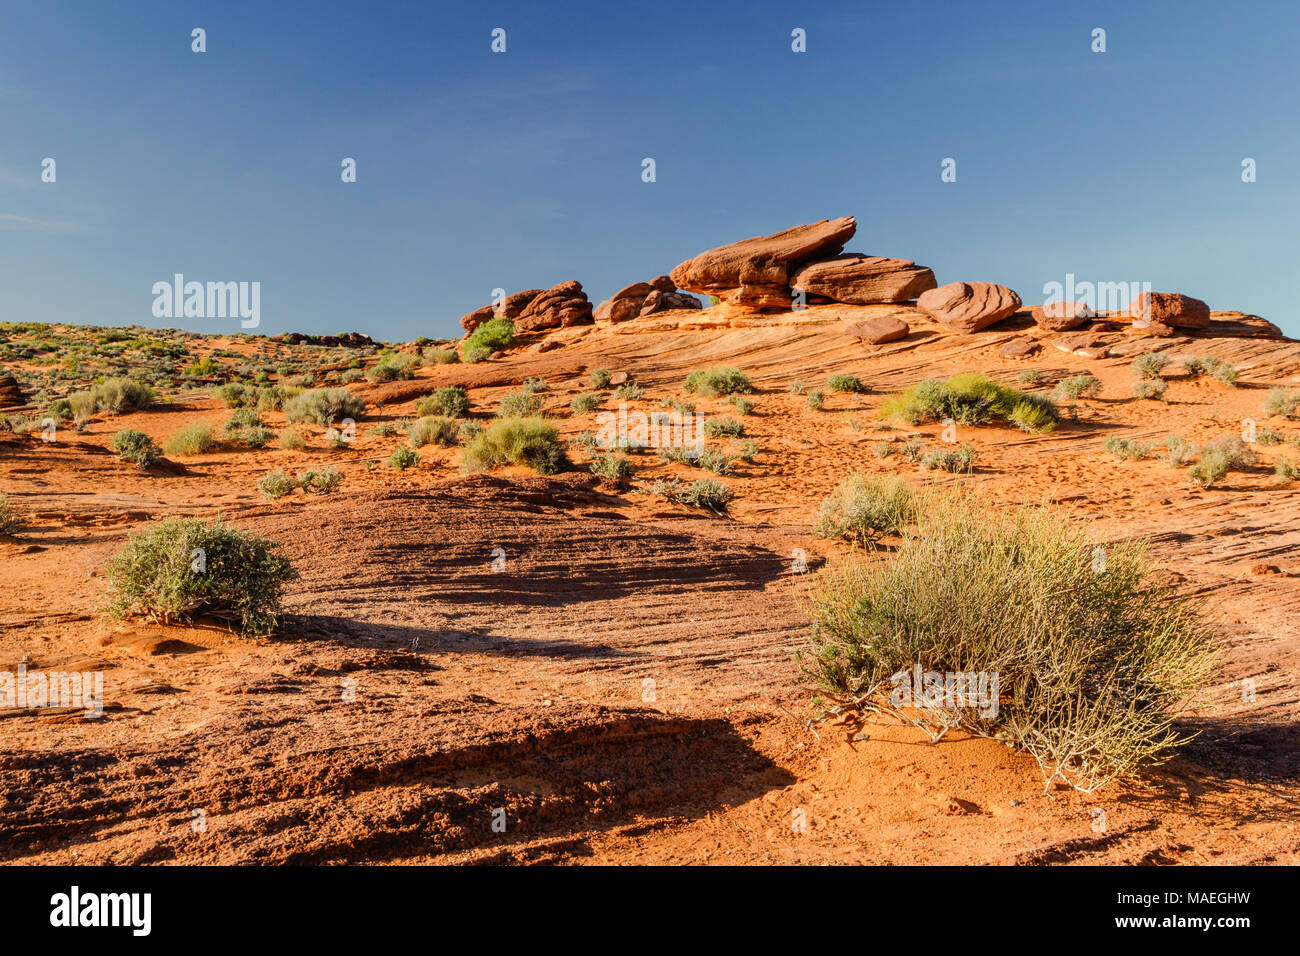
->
{"left": 2, "top": 306, "right": 1299, "bottom": 864}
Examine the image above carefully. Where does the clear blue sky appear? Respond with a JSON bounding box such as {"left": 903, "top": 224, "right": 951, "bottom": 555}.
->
{"left": 2, "top": 0, "right": 1297, "bottom": 340}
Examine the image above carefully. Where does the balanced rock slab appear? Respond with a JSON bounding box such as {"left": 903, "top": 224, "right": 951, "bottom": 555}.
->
{"left": 1129, "top": 291, "right": 1210, "bottom": 329}
{"left": 917, "top": 281, "right": 1022, "bottom": 332}
{"left": 670, "top": 217, "right": 857, "bottom": 310}
{"left": 792, "top": 254, "right": 936, "bottom": 305}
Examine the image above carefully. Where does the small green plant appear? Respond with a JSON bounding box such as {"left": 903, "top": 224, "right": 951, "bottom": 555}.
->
{"left": 103, "top": 516, "right": 298, "bottom": 636}
{"left": 110, "top": 429, "right": 161, "bottom": 469}
{"left": 298, "top": 466, "right": 343, "bottom": 495}
{"left": 570, "top": 392, "right": 603, "bottom": 414}
{"left": 1055, "top": 375, "right": 1103, "bottom": 400}
{"left": 1189, "top": 452, "right": 1230, "bottom": 489}
{"left": 650, "top": 477, "right": 733, "bottom": 513}
{"left": 388, "top": 446, "right": 420, "bottom": 470}
{"left": 698, "top": 447, "right": 734, "bottom": 474}
{"left": 278, "top": 429, "right": 307, "bottom": 451}
{"left": 1265, "top": 387, "right": 1300, "bottom": 419}
{"left": 812, "top": 474, "right": 914, "bottom": 546}
{"left": 1104, "top": 436, "right": 1154, "bottom": 462}
{"left": 1161, "top": 436, "right": 1196, "bottom": 467}
{"left": 683, "top": 367, "right": 753, "bottom": 398}
{"left": 463, "top": 317, "right": 514, "bottom": 356}
{"left": 423, "top": 347, "right": 460, "bottom": 365}
{"left": 407, "top": 416, "right": 459, "bottom": 448}
{"left": 704, "top": 416, "right": 744, "bottom": 438}
{"left": 1201, "top": 435, "right": 1257, "bottom": 469}
{"left": 285, "top": 388, "right": 366, "bottom": 426}
{"left": 462, "top": 345, "right": 493, "bottom": 364}
{"left": 881, "top": 373, "right": 1059, "bottom": 433}
{"left": 735, "top": 439, "right": 758, "bottom": 463}
{"left": 921, "top": 443, "right": 976, "bottom": 473}
{"left": 900, "top": 439, "right": 924, "bottom": 462}
{"left": 1275, "top": 458, "right": 1300, "bottom": 483}
{"left": 589, "top": 452, "right": 632, "bottom": 483}
{"left": 827, "top": 373, "right": 868, "bottom": 394}
{"left": 500, "top": 388, "right": 542, "bottom": 417}
{"left": 258, "top": 469, "right": 297, "bottom": 499}
{"left": 0, "top": 493, "right": 26, "bottom": 536}
{"left": 590, "top": 368, "right": 612, "bottom": 389}
{"left": 723, "top": 394, "right": 755, "bottom": 415}
{"left": 874, "top": 441, "right": 896, "bottom": 459}
{"left": 521, "top": 376, "right": 549, "bottom": 394}
{"left": 613, "top": 381, "right": 645, "bottom": 400}
{"left": 1184, "top": 356, "right": 1238, "bottom": 386}
{"left": 806, "top": 390, "right": 825, "bottom": 411}
{"left": 163, "top": 421, "right": 216, "bottom": 456}
{"left": 1131, "top": 352, "right": 1171, "bottom": 380}
{"left": 1016, "top": 369, "right": 1040, "bottom": 385}
{"left": 1132, "top": 379, "right": 1168, "bottom": 401}
{"left": 1256, "top": 427, "right": 1282, "bottom": 446}
{"left": 570, "top": 430, "right": 599, "bottom": 457}
{"left": 462, "top": 417, "right": 567, "bottom": 474}
{"left": 417, "top": 385, "right": 470, "bottom": 418}
{"left": 789, "top": 379, "right": 807, "bottom": 395}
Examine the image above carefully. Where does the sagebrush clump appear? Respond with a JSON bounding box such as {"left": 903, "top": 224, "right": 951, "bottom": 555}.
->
{"left": 683, "top": 367, "right": 753, "bottom": 398}
{"left": 881, "top": 373, "right": 1059, "bottom": 433}
{"left": 812, "top": 475, "right": 914, "bottom": 546}
{"left": 461, "top": 417, "right": 567, "bottom": 474}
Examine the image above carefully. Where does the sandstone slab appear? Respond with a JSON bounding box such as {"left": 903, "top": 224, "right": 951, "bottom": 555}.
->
{"left": 791, "top": 254, "right": 936, "bottom": 305}
{"left": 917, "top": 281, "right": 1022, "bottom": 332}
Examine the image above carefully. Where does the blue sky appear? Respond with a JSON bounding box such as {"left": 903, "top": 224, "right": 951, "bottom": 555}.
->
{"left": 2, "top": 0, "right": 1297, "bottom": 340}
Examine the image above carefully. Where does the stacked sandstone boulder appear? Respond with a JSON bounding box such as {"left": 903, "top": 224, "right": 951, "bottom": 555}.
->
{"left": 0, "top": 370, "right": 24, "bottom": 409}
{"left": 459, "top": 281, "right": 594, "bottom": 334}
{"left": 593, "top": 276, "right": 702, "bottom": 322}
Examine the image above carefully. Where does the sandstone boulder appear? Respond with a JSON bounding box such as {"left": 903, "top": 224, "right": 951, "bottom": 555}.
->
{"left": 515, "top": 281, "right": 594, "bottom": 333}
{"left": 845, "top": 315, "right": 910, "bottom": 345}
{"left": 917, "top": 281, "right": 1022, "bottom": 333}
{"left": 792, "top": 254, "right": 936, "bottom": 305}
{"left": 595, "top": 280, "right": 701, "bottom": 322}
{"left": 0, "top": 371, "right": 24, "bottom": 409}
{"left": 1031, "top": 300, "right": 1095, "bottom": 332}
{"left": 670, "top": 217, "right": 858, "bottom": 310}
{"left": 460, "top": 288, "right": 546, "bottom": 332}
{"left": 997, "top": 338, "right": 1040, "bottom": 359}
{"left": 1129, "top": 292, "right": 1211, "bottom": 329}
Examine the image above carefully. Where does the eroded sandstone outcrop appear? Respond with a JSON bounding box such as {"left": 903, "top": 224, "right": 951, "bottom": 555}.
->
{"left": 917, "top": 281, "right": 1022, "bottom": 333}
{"left": 792, "top": 254, "right": 936, "bottom": 305}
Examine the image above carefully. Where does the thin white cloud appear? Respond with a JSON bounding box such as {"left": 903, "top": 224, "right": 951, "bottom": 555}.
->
{"left": 0, "top": 212, "right": 86, "bottom": 234}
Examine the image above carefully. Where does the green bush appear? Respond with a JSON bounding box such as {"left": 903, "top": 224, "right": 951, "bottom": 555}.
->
{"left": 570, "top": 392, "right": 603, "bottom": 414}
{"left": 806, "top": 390, "right": 825, "bottom": 410}
{"left": 499, "top": 388, "right": 542, "bottom": 417}
{"left": 683, "top": 367, "right": 753, "bottom": 398}
{"left": 0, "top": 493, "right": 26, "bottom": 536}
{"left": 589, "top": 452, "right": 632, "bottom": 482}
{"left": 416, "top": 386, "right": 470, "bottom": 418}
{"left": 723, "top": 394, "right": 755, "bottom": 415}
{"left": 1132, "top": 378, "right": 1168, "bottom": 401}
{"left": 805, "top": 490, "right": 1218, "bottom": 791}
{"left": 1265, "top": 387, "right": 1300, "bottom": 419}
{"left": 424, "top": 347, "right": 460, "bottom": 365}
{"left": 589, "top": 368, "right": 612, "bottom": 389}
{"left": 278, "top": 429, "right": 307, "bottom": 451}
{"left": 1161, "top": 436, "right": 1196, "bottom": 467}
{"left": 407, "top": 415, "right": 459, "bottom": 448}
{"left": 462, "top": 345, "right": 493, "bottom": 364}
{"left": 285, "top": 388, "right": 365, "bottom": 426}
{"left": 882, "top": 373, "right": 1060, "bottom": 433}
{"left": 704, "top": 416, "right": 744, "bottom": 438}
{"left": 464, "top": 317, "right": 514, "bottom": 355}
{"left": 1184, "top": 356, "right": 1238, "bottom": 386}
{"left": 1130, "top": 352, "right": 1170, "bottom": 380}
{"left": 698, "top": 447, "right": 734, "bottom": 474}
{"left": 1275, "top": 458, "right": 1299, "bottom": 483}
{"left": 258, "top": 469, "right": 297, "bottom": 499}
{"left": 462, "top": 417, "right": 567, "bottom": 474}
{"left": 1189, "top": 452, "right": 1230, "bottom": 489}
{"left": 827, "top": 374, "right": 868, "bottom": 394}
{"left": 221, "top": 409, "right": 274, "bottom": 448}
{"left": 650, "top": 477, "right": 734, "bottom": 512}
{"left": 920, "top": 443, "right": 976, "bottom": 473}
{"left": 163, "top": 421, "right": 216, "bottom": 456}
{"left": 103, "top": 516, "right": 298, "bottom": 636}
{"left": 388, "top": 446, "right": 419, "bottom": 470}
{"left": 212, "top": 382, "right": 260, "bottom": 408}
{"left": 812, "top": 474, "right": 914, "bottom": 546}
{"left": 298, "top": 466, "right": 343, "bottom": 495}
{"left": 111, "top": 429, "right": 161, "bottom": 469}
{"left": 1054, "top": 375, "right": 1103, "bottom": 401}
{"left": 1201, "top": 435, "right": 1257, "bottom": 469}
{"left": 613, "top": 382, "right": 645, "bottom": 400}
{"left": 1016, "top": 369, "right": 1040, "bottom": 385}
{"left": 366, "top": 359, "right": 414, "bottom": 383}
{"left": 1104, "top": 436, "right": 1154, "bottom": 461}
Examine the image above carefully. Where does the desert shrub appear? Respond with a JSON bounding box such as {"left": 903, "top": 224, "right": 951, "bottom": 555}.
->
{"left": 804, "top": 490, "right": 1218, "bottom": 791}
{"left": 423, "top": 347, "right": 459, "bottom": 365}
{"left": 613, "top": 381, "right": 645, "bottom": 400}
{"left": 285, "top": 388, "right": 365, "bottom": 426}
{"left": 89, "top": 377, "right": 154, "bottom": 414}
{"left": 258, "top": 469, "right": 297, "bottom": 499}
{"left": 1256, "top": 427, "right": 1282, "bottom": 445}
{"left": 656, "top": 444, "right": 695, "bottom": 466}
{"left": 874, "top": 441, "right": 896, "bottom": 459}
{"left": 212, "top": 382, "right": 259, "bottom": 408}
{"left": 257, "top": 384, "right": 296, "bottom": 411}
{"left": 1131, "top": 352, "right": 1170, "bottom": 380}
{"left": 457, "top": 420, "right": 483, "bottom": 443}
{"left": 650, "top": 477, "right": 733, "bottom": 513}
{"left": 163, "top": 421, "right": 216, "bottom": 456}
{"left": 812, "top": 475, "right": 914, "bottom": 546}
{"left": 921, "top": 443, "right": 976, "bottom": 473}
{"left": 697, "top": 447, "right": 734, "bottom": 474}
{"left": 735, "top": 439, "right": 758, "bottom": 462}
{"left": 278, "top": 429, "right": 307, "bottom": 451}
{"left": 1161, "top": 436, "right": 1196, "bottom": 467}
{"left": 789, "top": 379, "right": 807, "bottom": 395}
{"left": 683, "top": 367, "right": 753, "bottom": 398}
{"left": 1201, "top": 435, "right": 1257, "bottom": 469}
{"left": 704, "top": 416, "right": 744, "bottom": 438}
{"left": 500, "top": 388, "right": 542, "bottom": 417}
{"left": 1132, "top": 378, "right": 1168, "bottom": 401}
{"left": 1016, "top": 369, "right": 1040, "bottom": 385}
{"left": 570, "top": 430, "right": 599, "bottom": 457}
{"left": 416, "top": 385, "right": 470, "bottom": 418}
{"left": 827, "top": 373, "right": 868, "bottom": 394}
{"left": 661, "top": 397, "right": 696, "bottom": 415}
{"left": 337, "top": 368, "right": 365, "bottom": 385}
{"left": 221, "top": 409, "right": 273, "bottom": 448}
{"left": 111, "top": 429, "right": 161, "bottom": 469}
{"left": 463, "top": 317, "right": 514, "bottom": 355}
{"left": 723, "top": 394, "right": 755, "bottom": 415}
{"left": 366, "top": 359, "right": 413, "bottom": 383}
{"left": 407, "top": 415, "right": 459, "bottom": 448}
{"left": 46, "top": 399, "right": 73, "bottom": 422}
{"left": 1265, "top": 387, "right": 1300, "bottom": 419}
{"left": 1104, "top": 436, "right": 1154, "bottom": 461}
{"left": 0, "top": 493, "right": 26, "bottom": 536}
{"left": 1184, "top": 356, "right": 1238, "bottom": 386}
{"left": 462, "top": 345, "right": 493, "bottom": 364}
{"left": 103, "top": 516, "right": 297, "bottom": 636}
{"left": 1054, "top": 374, "right": 1103, "bottom": 400}
{"left": 882, "top": 373, "right": 1060, "bottom": 434}
{"left": 1275, "top": 458, "right": 1300, "bottom": 483}
{"left": 806, "top": 390, "right": 826, "bottom": 410}
{"left": 461, "top": 416, "right": 567, "bottom": 474}
{"left": 387, "top": 446, "right": 419, "bottom": 470}
{"left": 1189, "top": 452, "right": 1230, "bottom": 489}
{"left": 899, "top": 439, "right": 924, "bottom": 462}
{"left": 521, "top": 376, "right": 549, "bottom": 394}
{"left": 589, "top": 452, "right": 632, "bottom": 482}
{"left": 589, "top": 368, "right": 612, "bottom": 389}
{"left": 298, "top": 466, "right": 343, "bottom": 495}
{"left": 570, "top": 392, "right": 603, "bottom": 414}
